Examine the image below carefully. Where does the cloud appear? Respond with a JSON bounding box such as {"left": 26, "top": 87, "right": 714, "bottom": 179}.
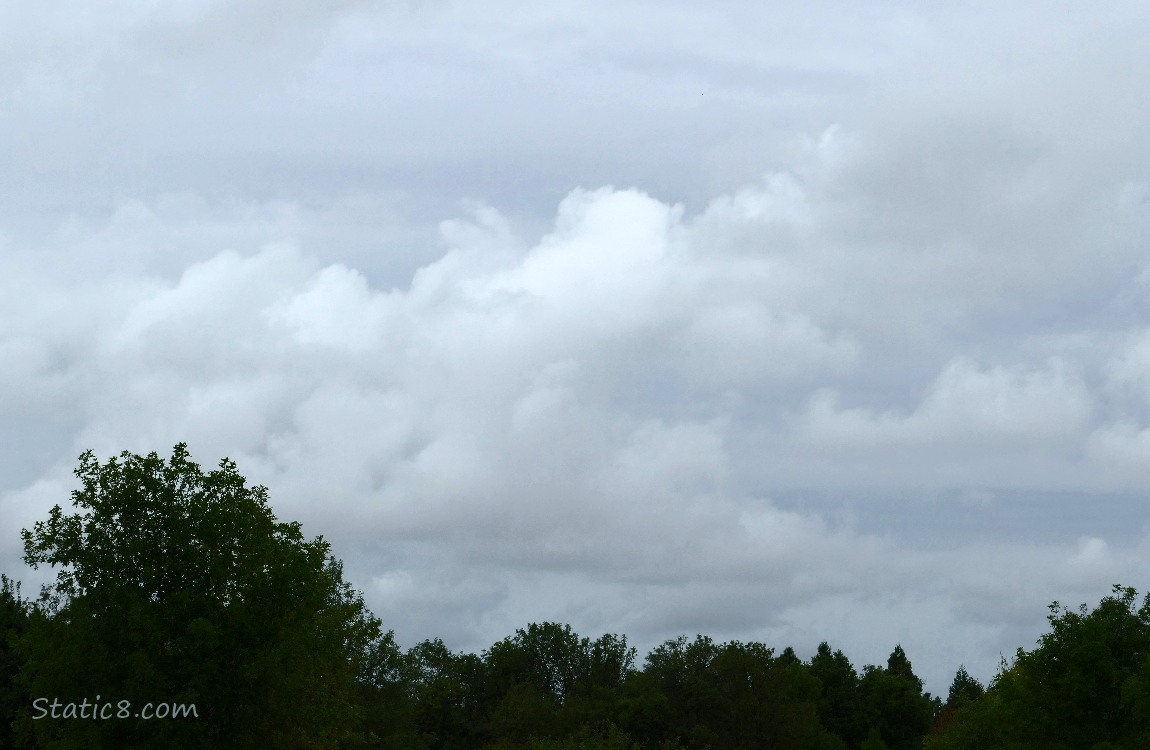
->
{"left": 4, "top": 0, "right": 1150, "bottom": 700}
{"left": 267, "top": 263, "right": 393, "bottom": 351}
{"left": 4, "top": 152, "right": 1150, "bottom": 692}
{"left": 802, "top": 357, "right": 1094, "bottom": 449}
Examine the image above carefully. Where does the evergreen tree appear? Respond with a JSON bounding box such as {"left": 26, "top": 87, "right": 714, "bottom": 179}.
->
{"left": 810, "top": 641, "right": 863, "bottom": 747}
{"left": 856, "top": 646, "right": 935, "bottom": 750}
{"left": 944, "top": 666, "right": 983, "bottom": 710}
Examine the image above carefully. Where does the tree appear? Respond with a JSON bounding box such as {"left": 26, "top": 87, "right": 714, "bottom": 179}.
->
{"left": 1015, "top": 586, "right": 1150, "bottom": 746}
{"left": 478, "top": 623, "right": 641, "bottom": 747}
{"left": 615, "top": 670, "right": 673, "bottom": 747}
{"left": 861, "top": 726, "right": 891, "bottom": 750}
{"left": 485, "top": 623, "right": 590, "bottom": 706}
{"left": 511, "top": 722, "right": 644, "bottom": 750}
{"left": 927, "top": 585, "right": 1150, "bottom": 749}
{"left": 928, "top": 666, "right": 984, "bottom": 737}
{"left": 944, "top": 666, "right": 983, "bottom": 710}
{"left": 639, "top": 635, "right": 845, "bottom": 749}
{"left": 709, "top": 640, "right": 844, "bottom": 749}
{"left": 16, "top": 444, "right": 386, "bottom": 749}
{"left": 355, "top": 630, "right": 426, "bottom": 749}
{"left": 810, "top": 641, "right": 863, "bottom": 746}
{"left": 405, "top": 638, "right": 489, "bottom": 749}
{"left": 856, "top": 646, "right": 936, "bottom": 750}
{"left": 562, "top": 633, "right": 638, "bottom": 734}
{"left": 643, "top": 635, "right": 722, "bottom": 747}
{"left": 0, "top": 574, "right": 31, "bottom": 749}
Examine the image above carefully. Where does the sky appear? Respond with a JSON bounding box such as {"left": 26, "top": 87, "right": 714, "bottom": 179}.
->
{"left": 1, "top": 0, "right": 1149, "bottom": 697}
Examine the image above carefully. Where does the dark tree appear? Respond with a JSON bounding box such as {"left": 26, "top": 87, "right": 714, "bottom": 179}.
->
{"left": 16, "top": 444, "right": 387, "bottom": 749}
{"left": 944, "top": 666, "right": 983, "bottom": 710}
{"left": 0, "top": 574, "right": 31, "bottom": 749}
{"left": 405, "top": 638, "right": 491, "bottom": 749}
{"left": 640, "top": 635, "right": 845, "bottom": 749}
{"left": 485, "top": 623, "right": 591, "bottom": 706}
{"left": 856, "top": 646, "right": 936, "bottom": 750}
{"left": 356, "top": 630, "right": 426, "bottom": 749}
{"left": 562, "top": 632, "right": 639, "bottom": 735}
{"left": 615, "top": 670, "right": 674, "bottom": 748}
{"left": 928, "top": 585, "right": 1150, "bottom": 749}
{"left": 480, "top": 623, "right": 640, "bottom": 747}
{"left": 809, "top": 641, "right": 863, "bottom": 747}
{"left": 643, "top": 635, "right": 722, "bottom": 747}
{"left": 928, "top": 665, "right": 984, "bottom": 737}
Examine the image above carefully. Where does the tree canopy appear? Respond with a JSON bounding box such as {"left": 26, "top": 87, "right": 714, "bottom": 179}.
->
{"left": 927, "top": 585, "right": 1150, "bottom": 749}
{"left": 14, "top": 444, "right": 389, "bottom": 749}
{"left": 12, "top": 443, "right": 1148, "bottom": 748}
{"left": 0, "top": 443, "right": 952, "bottom": 749}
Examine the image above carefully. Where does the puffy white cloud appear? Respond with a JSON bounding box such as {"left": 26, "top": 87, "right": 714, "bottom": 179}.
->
{"left": 267, "top": 263, "right": 393, "bottom": 351}
{"left": 802, "top": 357, "right": 1094, "bottom": 449}
{"left": 2, "top": 158, "right": 1148, "bottom": 691}
{"left": 3, "top": 0, "right": 1150, "bottom": 700}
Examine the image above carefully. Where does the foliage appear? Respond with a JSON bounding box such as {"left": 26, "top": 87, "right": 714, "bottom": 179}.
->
{"left": 393, "top": 626, "right": 905, "bottom": 750}
{"left": 944, "top": 666, "right": 983, "bottom": 711}
{"left": 404, "top": 638, "right": 493, "bottom": 749}
{"left": 809, "top": 641, "right": 862, "bottom": 746}
{"left": 927, "top": 585, "right": 1150, "bottom": 750}
{"left": 854, "top": 645, "right": 938, "bottom": 750}
{"left": 927, "top": 665, "right": 983, "bottom": 738}
{"left": 14, "top": 444, "right": 385, "bottom": 749}
{"left": 0, "top": 443, "right": 975, "bottom": 750}
{"left": 1, "top": 574, "right": 32, "bottom": 748}
{"left": 639, "top": 635, "right": 847, "bottom": 749}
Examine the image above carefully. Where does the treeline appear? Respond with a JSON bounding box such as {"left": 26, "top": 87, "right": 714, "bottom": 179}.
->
{"left": 2, "top": 445, "right": 1150, "bottom": 748}
{"left": 1, "top": 573, "right": 941, "bottom": 749}
{"left": 355, "top": 624, "right": 941, "bottom": 750}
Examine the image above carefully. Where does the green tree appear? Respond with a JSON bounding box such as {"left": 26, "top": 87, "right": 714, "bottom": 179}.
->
{"left": 493, "top": 623, "right": 582, "bottom": 703}
{"left": 643, "top": 635, "right": 722, "bottom": 747}
{"left": 0, "top": 574, "right": 31, "bottom": 748}
{"left": 483, "top": 721, "right": 654, "bottom": 750}
{"left": 929, "top": 665, "right": 984, "bottom": 737}
{"left": 356, "top": 630, "right": 425, "bottom": 749}
{"left": 1014, "top": 586, "right": 1150, "bottom": 747}
{"left": 487, "top": 681, "right": 560, "bottom": 746}
{"left": 615, "top": 670, "right": 674, "bottom": 747}
{"left": 928, "top": 585, "right": 1150, "bottom": 750}
{"left": 856, "top": 646, "right": 936, "bottom": 750}
{"left": 562, "top": 632, "right": 637, "bottom": 734}
{"left": 711, "top": 641, "right": 844, "bottom": 749}
{"left": 480, "top": 623, "right": 640, "bottom": 747}
{"left": 16, "top": 444, "right": 386, "bottom": 749}
{"left": 860, "top": 726, "right": 891, "bottom": 750}
{"left": 640, "top": 635, "right": 845, "bottom": 749}
{"left": 485, "top": 623, "right": 629, "bottom": 707}
{"left": 405, "top": 638, "right": 489, "bottom": 749}
{"left": 944, "top": 666, "right": 983, "bottom": 710}
{"left": 809, "top": 641, "right": 862, "bottom": 747}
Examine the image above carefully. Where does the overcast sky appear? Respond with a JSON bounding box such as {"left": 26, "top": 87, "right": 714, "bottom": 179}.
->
{"left": 2, "top": 0, "right": 1149, "bottom": 697}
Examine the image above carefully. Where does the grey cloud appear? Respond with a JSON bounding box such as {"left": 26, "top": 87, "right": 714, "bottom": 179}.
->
{"left": 4, "top": 0, "right": 1150, "bottom": 699}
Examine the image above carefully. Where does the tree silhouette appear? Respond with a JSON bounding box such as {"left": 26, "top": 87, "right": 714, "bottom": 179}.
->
{"left": 928, "top": 585, "right": 1150, "bottom": 749}
{"left": 15, "top": 444, "right": 387, "bottom": 748}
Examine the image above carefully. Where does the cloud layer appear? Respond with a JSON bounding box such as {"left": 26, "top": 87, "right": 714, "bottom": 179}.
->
{"left": 2, "top": 0, "right": 1150, "bottom": 696}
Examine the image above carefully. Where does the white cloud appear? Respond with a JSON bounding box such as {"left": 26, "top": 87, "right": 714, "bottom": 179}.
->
{"left": 802, "top": 357, "right": 1094, "bottom": 450}
{"left": 3, "top": 0, "right": 1150, "bottom": 701}
{"left": 1083, "top": 423, "right": 1150, "bottom": 490}
{"left": 266, "top": 264, "right": 393, "bottom": 350}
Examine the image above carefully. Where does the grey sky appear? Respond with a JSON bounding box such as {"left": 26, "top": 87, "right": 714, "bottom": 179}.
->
{"left": 2, "top": 0, "right": 1149, "bottom": 696}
